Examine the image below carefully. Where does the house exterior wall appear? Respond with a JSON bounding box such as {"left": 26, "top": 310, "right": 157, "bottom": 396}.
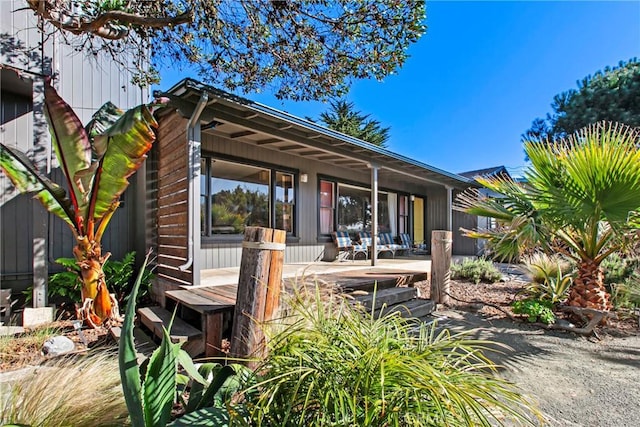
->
{"left": 196, "top": 131, "right": 476, "bottom": 270}
{"left": 0, "top": 1, "right": 148, "bottom": 291}
{"left": 155, "top": 112, "right": 191, "bottom": 289}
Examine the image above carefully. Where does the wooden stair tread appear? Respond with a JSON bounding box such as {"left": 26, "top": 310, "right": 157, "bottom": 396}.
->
{"left": 354, "top": 287, "right": 417, "bottom": 310}
{"left": 166, "top": 289, "right": 234, "bottom": 314}
{"left": 138, "top": 306, "right": 202, "bottom": 342}
{"left": 378, "top": 298, "right": 436, "bottom": 319}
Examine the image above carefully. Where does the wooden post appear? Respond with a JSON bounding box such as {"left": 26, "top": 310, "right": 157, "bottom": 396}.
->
{"left": 431, "top": 230, "right": 452, "bottom": 305}
{"left": 230, "top": 227, "right": 286, "bottom": 364}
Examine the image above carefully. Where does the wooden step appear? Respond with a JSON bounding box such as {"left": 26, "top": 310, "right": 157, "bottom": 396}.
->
{"left": 354, "top": 287, "right": 417, "bottom": 311}
{"left": 138, "top": 306, "right": 202, "bottom": 344}
{"left": 165, "top": 289, "right": 234, "bottom": 314}
{"left": 378, "top": 298, "right": 436, "bottom": 319}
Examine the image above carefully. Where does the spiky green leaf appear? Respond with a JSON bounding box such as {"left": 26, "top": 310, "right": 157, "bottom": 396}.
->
{"left": 142, "top": 326, "right": 181, "bottom": 427}
{"left": 167, "top": 407, "right": 230, "bottom": 427}
{"left": 118, "top": 252, "right": 152, "bottom": 427}
{"left": 0, "top": 143, "right": 75, "bottom": 228}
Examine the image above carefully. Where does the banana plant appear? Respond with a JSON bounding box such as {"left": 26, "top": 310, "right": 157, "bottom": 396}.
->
{"left": 0, "top": 78, "right": 162, "bottom": 327}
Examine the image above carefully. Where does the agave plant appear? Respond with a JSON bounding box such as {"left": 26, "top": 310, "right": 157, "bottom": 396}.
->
{"left": 0, "top": 78, "right": 162, "bottom": 327}
{"left": 457, "top": 122, "right": 640, "bottom": 311}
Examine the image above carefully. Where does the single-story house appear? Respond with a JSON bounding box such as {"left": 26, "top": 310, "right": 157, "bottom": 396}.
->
{"left": 150, "top": 78, "right": 480, "bottom": 294}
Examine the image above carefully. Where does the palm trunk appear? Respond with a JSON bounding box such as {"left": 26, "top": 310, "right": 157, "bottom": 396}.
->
{"left": 567, "top": 259, "right": 611, "bottom": 311}
{"left": 73, "top": 237, "right": 113, "bottom": 327}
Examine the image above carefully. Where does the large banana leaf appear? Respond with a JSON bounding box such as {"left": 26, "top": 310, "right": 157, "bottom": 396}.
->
{"left": 85, "top": 104, "right": 158, "bottom": 226}
{"left": 43, "top": 79, "right": 92, "bottom": 220}
{"left": 0, "top": 143, "right": 75, "bottom": 228}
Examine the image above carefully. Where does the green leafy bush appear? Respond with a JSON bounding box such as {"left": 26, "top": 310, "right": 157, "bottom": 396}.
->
{"left": 24, "top": 251, "right": 153, "bottom": 310}
{"left": 602, "top": 253, "right": 639, "bottom": 285}
{"left": 245, "top": 284, "right": 540, "bottom": 426}
{"left": 610, "top": 275, "right": 640, "bottom": 309}
{"left": 512, "top": 299, "right": 556, "bottom": 325}
{"left": 450, "top": 258, "right": 503, "bottom": 284}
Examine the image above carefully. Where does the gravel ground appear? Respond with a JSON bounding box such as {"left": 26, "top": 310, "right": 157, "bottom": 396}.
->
{"left": 425, "top": 277, "right": 640, "bottom": 427}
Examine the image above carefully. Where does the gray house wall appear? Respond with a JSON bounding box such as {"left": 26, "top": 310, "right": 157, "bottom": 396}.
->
{"left": 197, "top": 132, "right": 475, "bottom": 269}
{"left": 1, "top": 0, "right": 148, "bottom": 292}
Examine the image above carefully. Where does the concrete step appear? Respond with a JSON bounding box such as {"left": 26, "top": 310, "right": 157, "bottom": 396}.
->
{"left": 354, "top": 287, "right": 417, "bottom": 311}
{"left": 138, "top": 306, "right": 203, "bottom": 356}
{"left": 377, "top": 298, "right": 436, "bottom": 319}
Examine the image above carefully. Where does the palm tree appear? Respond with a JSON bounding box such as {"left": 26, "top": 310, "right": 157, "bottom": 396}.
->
{"left": 0, "top": 79, "right": 161, "bottom": 327}
{"left": 317, "top": 100, "right": 390, "bottom": 148}
{"left": 457, "top": 122, "right": 640, "bottom": 311}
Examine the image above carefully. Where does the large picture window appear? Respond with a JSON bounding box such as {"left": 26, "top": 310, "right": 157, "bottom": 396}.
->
{"left": 320, "top": 179, "right": 393, "bottom": 235}
{"left": 201, "top": 158, "right": 295, "bottom": 237}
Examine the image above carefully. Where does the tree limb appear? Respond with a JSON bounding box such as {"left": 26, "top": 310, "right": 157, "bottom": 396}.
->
{"left": 26, "top": 1, "right": 193, "bottom": 40}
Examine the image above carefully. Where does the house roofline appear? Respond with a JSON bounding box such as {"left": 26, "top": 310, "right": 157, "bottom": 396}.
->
{"left": 159, "top": 78, "right": 478, "bottom": 188}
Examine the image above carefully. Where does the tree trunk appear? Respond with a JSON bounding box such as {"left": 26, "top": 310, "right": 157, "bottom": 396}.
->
{"left": 73, "top": 237, "right": 114, "bottom": 328}
{"left": 567, "top": 259, "right": 611, "bottom": 311}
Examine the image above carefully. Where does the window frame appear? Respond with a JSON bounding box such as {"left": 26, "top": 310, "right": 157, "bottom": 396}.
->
{"left": 200, "top": 154, "right": 299, "bottom": 241}
{"left": 318, "top": 175, "right": 411, "bottom": 239}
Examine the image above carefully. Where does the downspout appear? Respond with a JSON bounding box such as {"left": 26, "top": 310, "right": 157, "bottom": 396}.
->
{"left": 179, "top": 93, "right": 208, "bottom": 271}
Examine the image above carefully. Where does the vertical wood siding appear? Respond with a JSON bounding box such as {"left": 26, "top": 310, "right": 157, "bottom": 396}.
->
{"left": 1, "top": 0, "right": 147, "bottom": 290}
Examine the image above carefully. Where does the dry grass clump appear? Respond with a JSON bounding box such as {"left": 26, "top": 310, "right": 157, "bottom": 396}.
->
{"left": 0, "top": 323, "right": 62, "bottom": 370}
{"left": 1, "top": 352, "right": 128, "bottom": 426}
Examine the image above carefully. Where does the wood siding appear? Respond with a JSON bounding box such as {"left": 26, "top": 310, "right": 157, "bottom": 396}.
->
{"left": 1, "top": 0, "right": 147, "bottom": 290}
{"left": 156, "top": 112, "right": 192, "bottom": 285}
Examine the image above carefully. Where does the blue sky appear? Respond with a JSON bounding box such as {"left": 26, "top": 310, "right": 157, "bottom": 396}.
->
{"left": 158, "top": 1, "right": 640, "bottom": 177}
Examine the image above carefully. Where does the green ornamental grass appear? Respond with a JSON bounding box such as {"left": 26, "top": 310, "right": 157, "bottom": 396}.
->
{"left": 243, "top": 284, "right": 541, "bottom": 426}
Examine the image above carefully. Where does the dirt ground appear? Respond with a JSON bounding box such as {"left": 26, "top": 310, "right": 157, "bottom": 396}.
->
{"left": 3, "top": 279, "right": 639, "bottom": 426}
{"left": 425, "top": 280, "right": 640, "bottom": 427}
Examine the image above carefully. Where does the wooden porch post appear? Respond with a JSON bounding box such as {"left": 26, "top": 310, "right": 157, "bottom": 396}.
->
{"left": 445, "top": 185, "right": 453, "bottom": 232}
{"left": 231, "top": 227, "right": 286, "bottom": 365}
{"left": 370, "top": 164, "right": 378, "bottom": 266}
{"left": 431, "top": 230, "right": 452, "bottom": 304}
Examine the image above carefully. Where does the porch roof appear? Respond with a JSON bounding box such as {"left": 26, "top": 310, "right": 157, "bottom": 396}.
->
{"left": 159, "top": 78, "right": 478, "bottom": 190}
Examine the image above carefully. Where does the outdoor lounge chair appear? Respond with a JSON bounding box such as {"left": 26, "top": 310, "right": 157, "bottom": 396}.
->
{"left": 378, "top": 232, "right": 407, "bottom": 257}
{"left": 398, "top": 233, "right": 415, "bottom": 254}
{"left": 358, "top": 231, "right": 393, "bottom": 258}
{"left": 332, "top": 231, "right": 368, "bottom": 261}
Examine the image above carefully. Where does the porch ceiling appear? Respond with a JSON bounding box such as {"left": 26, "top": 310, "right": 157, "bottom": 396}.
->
{"left": 161, "top": 79, "right": 479, "bottom": 190}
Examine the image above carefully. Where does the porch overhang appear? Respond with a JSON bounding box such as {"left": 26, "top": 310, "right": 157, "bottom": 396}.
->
{"left": 158, "top": 78, "right": 479, "bottom": 191}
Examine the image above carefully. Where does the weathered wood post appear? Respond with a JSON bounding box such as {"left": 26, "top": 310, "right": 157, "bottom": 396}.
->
{"left": 231, "top": 226, "right": 286, "bottom": 365}
{"left": 430, "top": 230, "right": 452, "bottom": 305}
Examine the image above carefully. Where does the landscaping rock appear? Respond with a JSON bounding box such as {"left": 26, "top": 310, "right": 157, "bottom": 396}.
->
{"left": 42, "top": 335, "right": 75, "bottom": 356}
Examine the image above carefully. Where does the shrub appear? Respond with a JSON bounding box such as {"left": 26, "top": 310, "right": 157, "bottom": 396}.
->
{"left": 610, "top": 275, "right": 640, "bottom": 309}
{"left": 522, "top": 269, "right": 573, "bottom": 305}
{"left": 601, "top": 253, "right": 639, "bottom": 285}
{"left": 450, "top": 258, "right": 503, "bottom": 284}
{"left": 24, "top": 251, "right": 153, "bottom": 310}
{"left": 512, "top": 299, "right": 556, "bottom": 325}
{"left": 520, "top": 253, "right": 572, "bottom": 284}
{"left": 245, "top": 284, "right": 540, "bottom": 426}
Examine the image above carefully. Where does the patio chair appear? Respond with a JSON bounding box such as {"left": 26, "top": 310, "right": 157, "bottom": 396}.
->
{"left": 358, "top": 231, "right": 393, "bottom": 258}
{"left": 378, "top": 232, "right": 406, "bottom": 258}
{"left": 398, "top": 233, "right": 415, "bottom": 254}
{"left": 332, "top": 231, "right": 368, "bottom": 261}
